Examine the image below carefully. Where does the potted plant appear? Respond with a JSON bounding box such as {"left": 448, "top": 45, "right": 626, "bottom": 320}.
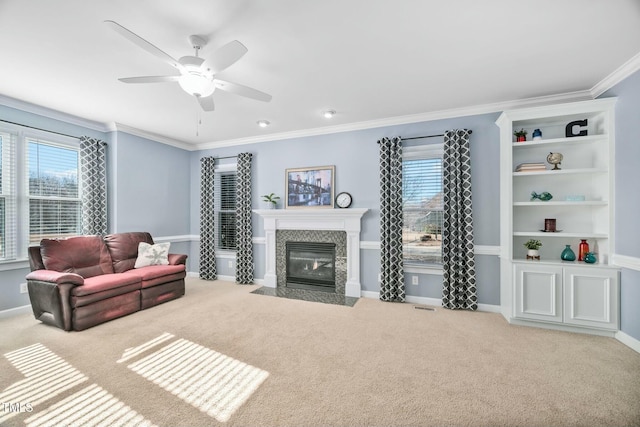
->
{"left": 261, "top": 193, "right": 280, "bottom": 209}
{"left": 514, "top": 128, "right": 528, "bottom": 142}
{"left": 523, "top": 239, "right": 542, "bottom": 259}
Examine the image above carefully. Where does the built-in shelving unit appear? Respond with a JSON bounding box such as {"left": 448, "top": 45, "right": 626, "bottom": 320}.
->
{"left": 496, "top": 98, "right": 619, "bottom": 335}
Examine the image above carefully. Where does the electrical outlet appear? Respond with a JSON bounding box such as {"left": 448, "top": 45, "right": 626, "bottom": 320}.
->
{"left": 228, "top": 260, "right": 233, "bottom": 268}
{"left": 411, "top": 276, "right": 419, "bottom": 285}
{"left": 20, "top": 283, "right": 28, "bottom": 294}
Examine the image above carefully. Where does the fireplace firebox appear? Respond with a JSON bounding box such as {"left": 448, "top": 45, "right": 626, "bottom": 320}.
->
{"left": 286, "top": 242, "right": 336, "bottom": 292}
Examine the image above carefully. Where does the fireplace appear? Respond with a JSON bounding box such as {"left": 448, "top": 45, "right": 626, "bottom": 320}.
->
{"left": 286, "top": 242, "right": 336, "bottom": 292}
{"left": 254, "top": 208, "right": 368, "bottom": 298}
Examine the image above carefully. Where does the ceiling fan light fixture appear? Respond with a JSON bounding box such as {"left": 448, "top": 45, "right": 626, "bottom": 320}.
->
{"left": 323, "top": 109, "right": 336, "bottom": 119}
{"left": 178, "top": 72, "right": 215, "bottom": 97}
{"left": 257, "top": 120, "right": 270, "bottom": 128}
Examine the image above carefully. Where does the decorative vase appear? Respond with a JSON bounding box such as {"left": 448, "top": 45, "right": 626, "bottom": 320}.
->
{"left": 532, "top": 128, "right": 542, "bottom": 140}
{"left": 516, "top": 135, "right": 526, "bottom": 142}
{"left": 578, "top": 239, "right": 589, "bottom": 261}
{"left": 561, "top": 245, "right": 576, "bottom": 261}
{"left": 526, "top": 249, "right": 540, "bottom": 260}
{"left": 584, "top": 252, "right": 597, "bottom": 264}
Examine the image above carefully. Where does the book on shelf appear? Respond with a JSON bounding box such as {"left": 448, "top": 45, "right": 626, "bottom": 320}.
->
{"left": 515, "top": 162, "right": 546, "bottom": 172}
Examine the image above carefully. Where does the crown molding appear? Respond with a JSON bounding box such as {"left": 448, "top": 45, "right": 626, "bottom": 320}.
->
{"left": 109, "top": 122, "right": 195, "bottom": 151}
{"left": 0, "top": 94, "right": 109, "bottom": 133}
{"left": 0, "top": 87, "right": 601, "bottom": 153}
{"left": 195, "top": 90, "right": 593, "bottom": 151}
{"left": 591, "top": 51, "right": 640, "bottom": 98}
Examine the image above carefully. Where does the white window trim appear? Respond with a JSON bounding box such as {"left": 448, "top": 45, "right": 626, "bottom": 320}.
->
{"left": 403, "top": 143, "right": 444, "bottom": 274}
{"left": 0, "top": 124, "right": 81, "bottom": 263}
{"left": 214, "top": 162, "right": 237, "bottom": 252}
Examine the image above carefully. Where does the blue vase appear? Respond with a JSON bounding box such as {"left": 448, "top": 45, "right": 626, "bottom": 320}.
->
{"left": 584, "top": 252, "right": 597, "bottom": 264}
{"left": 561, "top": 245, "right": 576, "bottom": 261}
{"left": 532, "top": 128, "right": 543, "bottom": 140}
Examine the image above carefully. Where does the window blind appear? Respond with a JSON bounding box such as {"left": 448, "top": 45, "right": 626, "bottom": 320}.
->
{"left": 0, "top": 131, "right": 17, "bottom": 260}
{"left": 27, "top": 139, "right": 81, "bottom": 245}
{"left": 215, "top": 172, "right": 237, "bottom": 250}
{"left": 402, "top": 154, "right": 444, "bottom": 264}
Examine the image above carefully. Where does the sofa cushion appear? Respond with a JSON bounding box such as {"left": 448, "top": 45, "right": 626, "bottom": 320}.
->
{"left": 40, "top": 236, "right": 114, "bottom": 278}
{"left": 134, "top": 242, "right": 170, "bottom": 268}
{"left": 104, "top": 232, "right": 154, "bottom": 273}
{"left": 71, "top": 273, "right": 142, "bottom": 297}
{"left": 71, "top": 280, "right": 141, "bottom": 307}
{"left": 122, "top": 264, "right": 186, "bottom": 288}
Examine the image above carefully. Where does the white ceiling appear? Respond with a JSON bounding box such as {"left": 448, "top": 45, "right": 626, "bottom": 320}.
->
{"left": 1, "top": 0, "right": 639, "bottom": 149}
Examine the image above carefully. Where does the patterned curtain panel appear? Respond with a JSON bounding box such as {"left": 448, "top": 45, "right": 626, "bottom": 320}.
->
{"left": 199, "top": 156, "right": 217, "bottom": 280}
{"left": 442, "top": 129, "right": 477, "bottom": 310}
{"left": 79, "top": 136, "right": 107, "bottom": 236}
{"left": 235, "top": 152, "right": 254, "bottom": 284}
{"left": 378, "top": 137, "right": 405, "bottom": 302}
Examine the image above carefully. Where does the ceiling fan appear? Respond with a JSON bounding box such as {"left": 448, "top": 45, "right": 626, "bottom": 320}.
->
{"left": 104, "top": 20, "right": 272, "bottom": 112}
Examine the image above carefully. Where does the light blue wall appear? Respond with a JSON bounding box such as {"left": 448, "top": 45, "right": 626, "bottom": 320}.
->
{"left": 192, "top": 112, "right": 502, "bottom": 305}
{"left": 600, "top": 68, "right": 640, "bottom": 341}
{"left": 111, "top": 132, "right": 191, "bottom": 237}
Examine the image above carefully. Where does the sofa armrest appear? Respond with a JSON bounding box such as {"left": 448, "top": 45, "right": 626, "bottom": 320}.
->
{"left": 25, "top": 270, "right": 84, "bottom": 331}
{"left": 168, "top": 253, "right": 188, "bottom": 265}
{"left": 26, "top": 270, "right": 85, "bottom": 286}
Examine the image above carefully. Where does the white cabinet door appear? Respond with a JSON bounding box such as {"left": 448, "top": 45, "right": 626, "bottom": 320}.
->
{"left": 514, "top": 263, "right": 563, "bottom": 322}
{"left": 563, "top": 267, "right": 619, "bottom": 330}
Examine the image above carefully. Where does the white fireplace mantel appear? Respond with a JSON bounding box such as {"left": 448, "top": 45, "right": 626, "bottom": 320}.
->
{"left": 254, "top": 208, "right": 368, "bottom": 297}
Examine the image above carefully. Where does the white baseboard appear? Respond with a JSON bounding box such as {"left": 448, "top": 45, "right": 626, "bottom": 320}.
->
{"left": 360, "top": 291, "right": 500, "bottom": 313}
{"left": 615, "top": 330, "right": 640, "bottom": 354}
{"left": 0, "top": 304, "right": 31, "bottom": 319}
{"left": 186, "top": 272, "right": 236, "bottom": 282}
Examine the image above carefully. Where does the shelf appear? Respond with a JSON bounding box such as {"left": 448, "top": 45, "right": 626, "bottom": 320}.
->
{"left": 499, "top": 99, "right": 618, "bottom": 335}
{"left": 513, "top": 231, "right": 608, "bottom": 238}
{"left": 513, "top": 168, "right": 607, "bottom": 177}
{"left": 511, "top": 258, "right": 616, "bottom": 268}
{"left": 512, "top": 134, "right": 605, "bottom": 148}
{"left": 513, "top": 201, "right": 608, "bottom": 207}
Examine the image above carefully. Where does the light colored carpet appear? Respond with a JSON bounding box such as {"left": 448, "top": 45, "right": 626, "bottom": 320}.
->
{"left": 1, "top": 277, "right": 639, "bottom": 426}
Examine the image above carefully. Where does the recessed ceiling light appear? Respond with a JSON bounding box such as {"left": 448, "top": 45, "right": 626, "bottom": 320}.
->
{"left": 257, "top": 120, "right": 270, "bottom": 128}
{"left": 323, "top": 110, "right": 336, "bottom": 119}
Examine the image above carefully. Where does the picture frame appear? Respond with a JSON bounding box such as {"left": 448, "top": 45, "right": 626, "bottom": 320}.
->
{"left": 285, "top": 165, "right": 335, "bottom": 208}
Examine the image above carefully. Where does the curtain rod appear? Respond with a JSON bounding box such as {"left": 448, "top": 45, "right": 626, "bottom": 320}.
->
{"left": 215, "top": 155, "right": 238, "bottom": 160}
{"left": 0, "top": 118, "right": 81, "bottom": 139}
{"left": 401, "top": 129, "right": 472, "bottom": 141}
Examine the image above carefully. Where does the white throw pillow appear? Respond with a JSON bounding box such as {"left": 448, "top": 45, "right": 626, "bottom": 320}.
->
{"left": 134, "top": 242, "right": 170, "bottom": 268}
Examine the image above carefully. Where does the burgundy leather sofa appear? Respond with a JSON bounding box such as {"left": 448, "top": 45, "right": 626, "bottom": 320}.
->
{"left": 26, "top": 232, "right": 187, "bottom": 331}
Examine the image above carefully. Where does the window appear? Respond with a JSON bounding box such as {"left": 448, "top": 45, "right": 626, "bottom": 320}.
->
{"left": 0, "top": 126, "right": 81, "bottom": 262}
{"left": 0, "top": 131, "right": 17, "bottom": 259}
{"left": 28, "top": 139, "right": 81, "bottom": 245}
{"left": 215, "top": 169, "right": 237, "bottom": 250}
{"left": 402, "top": 144, "right": 444, "bottom": 265}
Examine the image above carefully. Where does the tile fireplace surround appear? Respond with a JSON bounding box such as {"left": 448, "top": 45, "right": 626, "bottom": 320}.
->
{"left": 254, "top": 208, "right": 368, "bottom": 298}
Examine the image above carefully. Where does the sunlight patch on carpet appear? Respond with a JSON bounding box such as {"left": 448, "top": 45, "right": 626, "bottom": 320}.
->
{"left": 127, "top": 338, "right": 269, "bottom": 422}
{"left": 117, "top": 332, "right": 175, "bottom": 363}
{"left": 0, "top": 343, "right": 88, "bottom": 424}
{"left": 24, "top": 384, "right": 157, "bottom": 427}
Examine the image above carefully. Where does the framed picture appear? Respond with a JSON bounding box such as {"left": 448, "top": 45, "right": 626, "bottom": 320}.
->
{"left": 285, "top": 165, "right": 335, "bottom": 208}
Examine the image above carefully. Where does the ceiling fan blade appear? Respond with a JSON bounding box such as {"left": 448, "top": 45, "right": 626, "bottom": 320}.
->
{"left": 203, "top": 40, "right": 248, "bottom": 74}
{"left": 104, "top": 20, "right": 185, "bottom": 73}
{"left": 118, "top": 76, "right": 180, "bottom": 84}
{"left": 197, "top": 94, "right": 215, "bottom": 112}
{"left": 214, "top": 79, "right": 272, "bottom": 102}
